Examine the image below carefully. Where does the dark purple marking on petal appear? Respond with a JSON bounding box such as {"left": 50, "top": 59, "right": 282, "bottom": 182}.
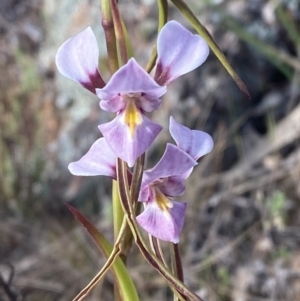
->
{"left": 82, "top": 69, "right": 106, "bottom": 93}
{"left": 154, "top": 62, "right": 170, "bottom": 86}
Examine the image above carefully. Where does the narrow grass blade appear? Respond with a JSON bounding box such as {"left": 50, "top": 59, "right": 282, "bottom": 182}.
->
{"left": 67, "top": 205, "right": 139, "bottom": 301}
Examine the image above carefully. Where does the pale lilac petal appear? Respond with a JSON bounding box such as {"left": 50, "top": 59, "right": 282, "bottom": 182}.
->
{"left": 158, "top": 166, "right": 196, "bottom": 196}
{"left": 68, "top": 138, "right": 116, "bottom": 178}
{"left": 169, "top": 201, "right": 187, "bottom": 240}
{"left": 97, "top": 93, "right": 162, "bottom": 113}
{"left": 56, "top": 27, "right": 105, "bottom": 93}
{"left": 99, "top": 95, "right": 125, "bottom": 112}
{"left": 142, "top": 144, "right": 197, "bottom": 186}
{"left": 96, "top": 58, "right": 166, "bottom": 112}
{"left": 136, "top": 200, "right": 186, "bottom": 243}
{"left": 139, "top": 186, "right": 151, "bottom": 202}
{"left": 98, "top": 113, "right": 162, "bottom": 167}
{"left": 170, "top": 116, "right": 214, "bottom": 161}
{"left": 135, "top": 95, "right": 162, "bottom": 112}
{"left": 158, "top": 176, "right": 186, "bottom": 197}
{"left": 155, "top": 21, "right": 209, "bottom": 85}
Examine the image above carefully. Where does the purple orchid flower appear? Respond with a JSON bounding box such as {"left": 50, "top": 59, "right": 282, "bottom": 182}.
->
{"left": 68, "top": 138, "right": 196, "bottom": 244}
{"left": 136, "top": 118, "right": 213, "bottom": 243}
{"left": 67, "top": 118, "right": 213, "bottom": 243}
{"left": 136, "top": 144, "right": 197, "bottom": 243}
{"left": 56, "top": 21, "right": 209, "bottom": 167}
{"left": 96, "top": 58, "right": 165, "bottom": 167}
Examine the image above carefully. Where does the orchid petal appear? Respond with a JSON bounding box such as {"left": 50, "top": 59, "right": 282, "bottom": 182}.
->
{"left": 68, "top": 138, "right": 116, "bottom": 178}
{"left": 98, "top": 113, "right": 162, "bottom": 168}
{"left": 169, "top": 201, "right": 187, "bottom": 240}
{"left": 170, "top": 116, "right": 214, "bottom": 161}
{"left": 158, "top": 176, "right": 186, "bottom": 197}
{"left": 139, "top": 186, "right": 151, "bottom": 202}
{"left": 96, "top": 58, "right": 166, "bottom": 112}
{"left": 158, "top": 165, "right": 196, "bottom": 197}
{"left": 99, "top": 95, "right": 125, "bottom": 113}
{"left": 136, "top": 200, "right": 186, "bottom": 243}
{"left": 56, "top": 27, "right": 105, "bottom": 93}
{"left": 142, "top": 144, "right": 197, "bottom": 187}
{"left": 155, "top": 21, "right": 209, "bottom": 85}
{"left": 135, "top": 95, "right": 162, "bottom": 112}
{"left": 98, "top": 93, "right": 162, "bottom": 113}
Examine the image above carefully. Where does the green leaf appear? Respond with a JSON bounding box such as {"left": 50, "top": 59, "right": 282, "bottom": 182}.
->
{"left": 67, "top": 205, "right": 139, "bottom": 301}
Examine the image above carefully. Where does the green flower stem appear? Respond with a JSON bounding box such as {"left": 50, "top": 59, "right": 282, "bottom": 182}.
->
{"left": 170, "top": 244, "right": 186, "bottom": 301}
{"left": 150, "top": 236, "right": 168, "bottom": 267}
{"left": 170, "top": 0, "right": 250, "bottom": 98}
{"left": 130, "top": 155, "right": 145, "bottom": 204}
{"left": 146, "top": 0, "right": 168, "bottom": 72}
{"left": 121, "top": 19, "right": 134, "bottom": 59}
{"left": 112, "top": 180, "right": 123, "bottom": 240}
{"left": 110, "top": 0, "right": 128, "bottom": 65}
{"left": 100, "top": 4, "right": 121, "bottom": 301}
{"left": 157, "top": 0, "right": 168, "bottom": 31}
{"left": 100, "top": 0, "right": 119, "bottom": 73}
{"left": 170, "top": 243, "right": 184, "bottom": 282}
{"left": 117, "top": 155, "right": 145, "bottom": 261}
{"left": 116, "top": 158, "right": 204, "bottom": 301}
{"left": 146, "top": 46, "right": 158, "bottom": 73}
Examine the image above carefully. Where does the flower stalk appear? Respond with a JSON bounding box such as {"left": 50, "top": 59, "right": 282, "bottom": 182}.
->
{"left": 100, "top": 0, "right": 119, "bottom": 73}
{"left": 112, "top": 180, "right": 123, "bottom": 239}
{"left": 171, "top": 243, "right": 184, "bottom": 283}
{"left": 110, "top": 0, "right": 128, "bottom": 65}
{"left": 146, "top": 0, "right": 168, "bottom": 72}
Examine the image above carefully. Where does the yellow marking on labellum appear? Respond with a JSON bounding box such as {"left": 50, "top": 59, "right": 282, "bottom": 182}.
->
{"left": 124, "top": 98, "right": 143, "bottom": 137}
{"left": 154, "top": 188, "right": 173, "bottom": 212}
